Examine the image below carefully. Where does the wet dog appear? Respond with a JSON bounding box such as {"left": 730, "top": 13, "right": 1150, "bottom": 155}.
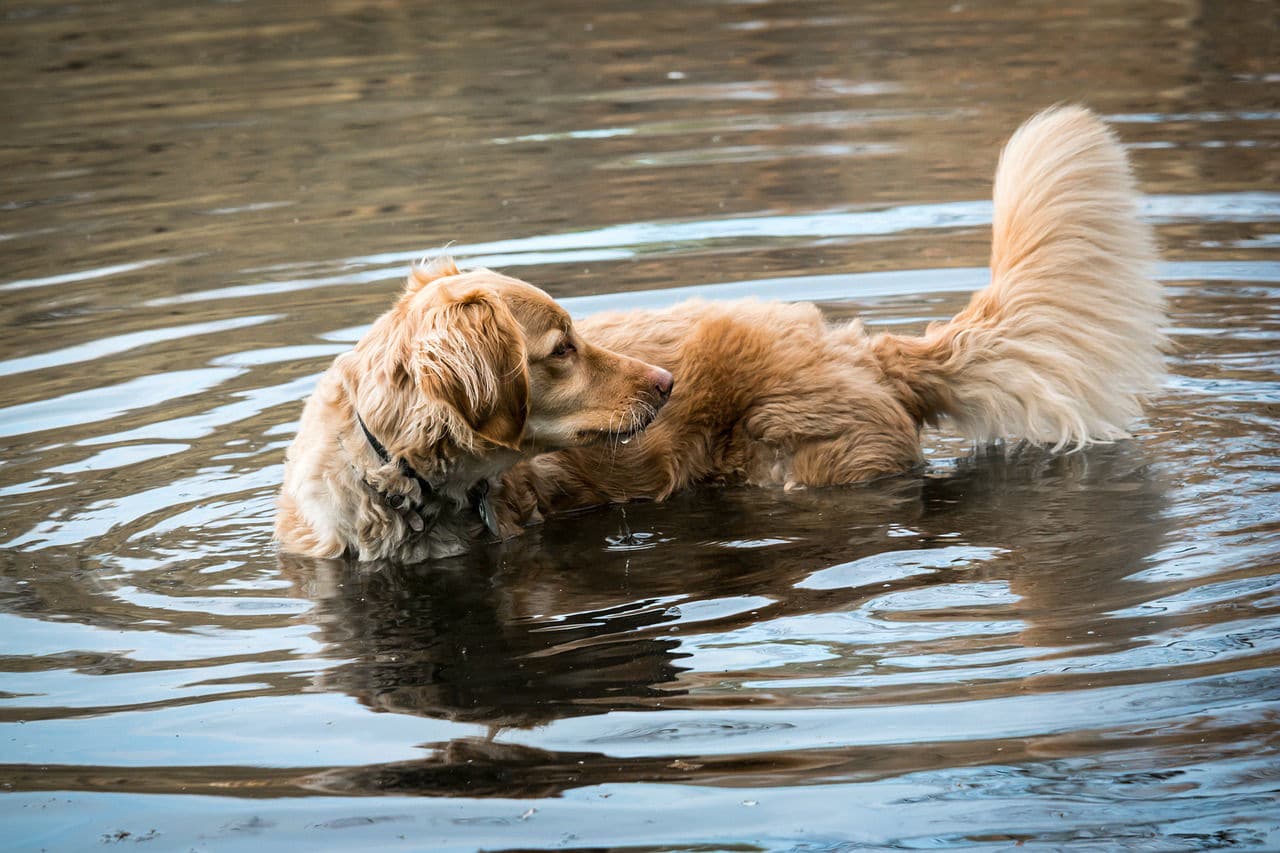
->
{"left": 275, "top": 264, "right": 673, "bottom": 561}
{"left": 277, "top": 106, "right": 1163, "bottom": 560}
{"left": 496, "top": 106, "right": 1164, "bottom": 523}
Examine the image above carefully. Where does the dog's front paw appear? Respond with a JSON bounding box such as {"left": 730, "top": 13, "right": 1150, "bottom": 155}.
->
{"left": 365, "top": 463, "right": 423, "bottom": 506}
{"left": 364, "top": 464, "right": 434, "bottom": 532}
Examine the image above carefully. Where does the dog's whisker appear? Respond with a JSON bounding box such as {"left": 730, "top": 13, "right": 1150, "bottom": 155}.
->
{"left": 607, "top": 410, "right": 620, "bottom": 455}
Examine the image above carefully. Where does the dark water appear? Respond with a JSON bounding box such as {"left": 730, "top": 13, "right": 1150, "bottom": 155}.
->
{"left": 2, "top": 1, "right": 1278, "bottom": 850}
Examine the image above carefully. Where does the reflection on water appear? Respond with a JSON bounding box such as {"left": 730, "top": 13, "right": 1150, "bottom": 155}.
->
{"left": 1, "top": 0, "right": 1278, "bottom": 850}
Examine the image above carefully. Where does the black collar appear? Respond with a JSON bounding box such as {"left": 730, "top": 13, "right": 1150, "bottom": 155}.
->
{"left": 355, "top": 410, "right": 393, "bottom": 467}
{"left": 354, "top": 411, "right": 500, "bottom": 539}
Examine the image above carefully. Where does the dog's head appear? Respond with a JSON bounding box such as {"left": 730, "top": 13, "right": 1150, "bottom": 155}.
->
{"left": 349, "top": 259, "right": 672, "bottom": 455}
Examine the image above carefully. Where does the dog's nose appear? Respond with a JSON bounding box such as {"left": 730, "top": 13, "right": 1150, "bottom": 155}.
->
{"left": 652, "top": 367, "right": 674, "bottom": 400}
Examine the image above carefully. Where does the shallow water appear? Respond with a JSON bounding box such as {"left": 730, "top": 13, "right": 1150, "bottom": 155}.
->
{"left": 2, "top": 1, "right": 1278, "bottom": 850}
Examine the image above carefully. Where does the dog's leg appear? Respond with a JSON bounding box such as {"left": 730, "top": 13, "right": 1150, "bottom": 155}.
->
{"left": 782, "top": 430, "right": 922, "bottom": 490}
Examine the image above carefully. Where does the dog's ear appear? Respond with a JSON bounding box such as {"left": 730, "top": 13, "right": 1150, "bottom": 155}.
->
{"left": 413, "top": 285, "right": 529, "bottom": 450}
{"left": 406, "top": 256, "right": 461, "bottom": 294}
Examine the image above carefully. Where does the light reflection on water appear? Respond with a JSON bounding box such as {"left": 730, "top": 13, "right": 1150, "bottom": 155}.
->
{"left": 1, "top": 0, "right": 1278, "bottom": 850}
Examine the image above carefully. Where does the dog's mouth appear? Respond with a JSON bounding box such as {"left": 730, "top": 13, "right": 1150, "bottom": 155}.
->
{"left": 569, "top": 398, "right": 666, "bottom": 447}
{"left": 575, "top": 424, "right": 645, "bottom": 445}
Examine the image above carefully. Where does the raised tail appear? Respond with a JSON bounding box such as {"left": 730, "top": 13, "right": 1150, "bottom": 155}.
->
{"left": 872, "top": 106, "right": 1165, "bottom": 449}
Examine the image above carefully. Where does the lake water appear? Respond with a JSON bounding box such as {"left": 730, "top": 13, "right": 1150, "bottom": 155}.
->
{"left": 2, "top": 1, "right": 1278, "bottom": 850}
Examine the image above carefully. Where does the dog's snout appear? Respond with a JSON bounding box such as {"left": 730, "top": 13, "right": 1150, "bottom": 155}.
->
{"left": 651, "top": 367, "right": 674, "bottom": 400}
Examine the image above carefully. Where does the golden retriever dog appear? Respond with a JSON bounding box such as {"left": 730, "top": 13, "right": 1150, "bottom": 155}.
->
{"left": 277, "top": 105, "right": 1163, "bottom": 561}
{"left": 275, "top": 264, "right": 674, "bottom": 561}
{"left": 496, "top": 106, "right": 1164, "bottom": 523}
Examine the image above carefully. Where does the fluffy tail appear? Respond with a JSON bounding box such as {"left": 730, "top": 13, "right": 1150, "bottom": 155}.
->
{"left": 872, "top": 106, "right": 1165, "bottom": 449}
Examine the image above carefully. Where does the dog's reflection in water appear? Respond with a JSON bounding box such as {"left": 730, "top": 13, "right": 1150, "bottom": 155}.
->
{"left": 280, "top": 444, "right": 1170, "bottom": 796}
{"left": 285, "top": 547, "right": 690, "bottom": 731}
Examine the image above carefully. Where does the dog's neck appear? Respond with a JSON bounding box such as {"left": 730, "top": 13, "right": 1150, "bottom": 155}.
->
{"left": 344, "top": 404, "right": 512, "bottom": 541}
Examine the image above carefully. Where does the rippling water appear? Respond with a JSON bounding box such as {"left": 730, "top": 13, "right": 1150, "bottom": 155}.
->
{"left": 2, "top": 1, "right": 1278, "bottom": 850}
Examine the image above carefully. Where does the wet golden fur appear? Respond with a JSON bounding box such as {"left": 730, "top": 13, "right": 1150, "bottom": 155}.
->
{"left": 496, "top": 106, "right": 1165, "bottom": 524}
{"left": 275, "top": 262, "right": 673, "bottom": 561}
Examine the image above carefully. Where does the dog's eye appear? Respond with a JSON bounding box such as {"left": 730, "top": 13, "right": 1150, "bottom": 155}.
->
{"left": 550, "top": 340, "right": 576, "bottom": 358}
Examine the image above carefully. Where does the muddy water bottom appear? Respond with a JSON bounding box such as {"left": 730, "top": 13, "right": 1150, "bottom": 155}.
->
{"left": 1, "top": 0, "right": 1278, "bottom": 850}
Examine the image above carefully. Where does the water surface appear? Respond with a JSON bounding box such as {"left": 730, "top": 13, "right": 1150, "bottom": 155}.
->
{"left": 2, "top": 1, "right": 1278, "bottom": 850}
